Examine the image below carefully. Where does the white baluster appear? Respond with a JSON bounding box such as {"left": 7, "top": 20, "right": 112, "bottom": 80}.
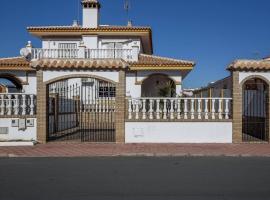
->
{"left": 156, "top": 99, "right": 160, "bottom": 119}
{"left": 14, "top": 94, "right": 19, "bottom": 115}
{"left": 191, "top": 99, "right": 195, "bottom": 119}
{"left": 184, "top": 99, "right": 188, "bottom": 119}
{"left": 142, "top": 99, "right": 146, "bottom": 120}
{"left": 99, "top": 99, "right": 102, "bottom": 113}
{"left": 211, "top": 99, "right": 216, "bottom": 119}
{"left": 163, "top": 99, "right": 167, "bottom": 120}
{"left": 103, "top": 98, "right": 106, "bottom": 113}
{"left": 149, "top": 99, "right": 153, "bottom": 120}
{"left": 128, "top": 99, "right": 132, "bottom": 119}
{"left": 135, "top": 100, "right": 139, "bottom": 120}
{"left": 170, "top": 99, "right": 174, "bottom": 120}
{"left": 225, "top": 99, "right": 229, "bottom": 119}
{"left": 30, "top": 95, "right": 35, "bottom": 115}
{"left": 205, "top": 99, "right": 209, "bottom": 119}
{"left": 7, "top": 95, "right": 12, "bottom": 115}
{"left": 177, "top": 99, "right": 181, "bottom": 119}
{"left": 0, "top": 95, "right": 4, "bottom": 115}
{"left": 218, "top": 99, "right": 223, "bottom": 119}
{"left": 198, "top": 99, "right": 202, "bottom": 120}
{"left": 21, "top": 95, "right": 26, "bottom": 115}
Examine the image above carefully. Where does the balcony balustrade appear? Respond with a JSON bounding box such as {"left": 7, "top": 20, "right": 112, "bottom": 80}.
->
{"left": 127, "top": 97, "right": 232, "bottom": 121}
{"left": 31, "top": 48, "right": 137, "bottom": 61}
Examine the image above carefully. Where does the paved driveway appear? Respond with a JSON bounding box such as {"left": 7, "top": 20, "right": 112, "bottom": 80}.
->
{"left": 0, "top": 157, "right": 270, "bottom": 200}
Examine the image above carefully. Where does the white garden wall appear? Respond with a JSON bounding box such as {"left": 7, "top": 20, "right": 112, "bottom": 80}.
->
{"left": 125, "top": 122, "right": 232, "bottom": 143}
{"left": 0, "top": 118, "right": 36, "bottom": 141}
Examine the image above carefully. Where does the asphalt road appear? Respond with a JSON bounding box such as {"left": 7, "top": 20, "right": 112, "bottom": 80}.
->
{"left": 0, "top": 157, "right": 270, "bottom": 200}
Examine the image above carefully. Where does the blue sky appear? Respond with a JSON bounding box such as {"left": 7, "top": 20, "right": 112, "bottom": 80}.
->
{"left": 0, "top": 0, "right": 269, "bottom": 88}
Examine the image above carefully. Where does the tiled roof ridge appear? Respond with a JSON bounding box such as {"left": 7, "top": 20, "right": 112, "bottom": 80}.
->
{"left": 30, "top": 58, "right": 129, "bottom": 69}
{"left": 0, "top": 56, "right": 27, "bottom": 61}
{"left": 138, "top": 54, "right": 195, "bottom": 65}
{"left": 227, "top": 58, "right": 270, "bottom": 71}
{"left": 27, "top": 25, "right": 151, "bottom": 30}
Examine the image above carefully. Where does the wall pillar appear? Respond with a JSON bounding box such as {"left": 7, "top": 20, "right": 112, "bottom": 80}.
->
{"left": 36, "top": 70, "right": 47, "bottom": 143}
{"left": 232, "top": 71, "right": 242, "bottom": 143}
{"left": 115, "top": 70, "right": 126, "bottom": 143}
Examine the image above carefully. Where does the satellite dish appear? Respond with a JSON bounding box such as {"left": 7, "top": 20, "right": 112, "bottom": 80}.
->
{"left": 20, "top": 48, "right": 31, "bottom": 58}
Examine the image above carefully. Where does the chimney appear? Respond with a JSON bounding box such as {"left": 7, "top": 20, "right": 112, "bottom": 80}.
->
{"left": 72, "top": 20, "right": 79, "bottom": 27}
{"left": 127, "top": 20, "right": 133, "bottom": 27}
{"left": 81, "top": 0, "right": 101, "bottom": 28}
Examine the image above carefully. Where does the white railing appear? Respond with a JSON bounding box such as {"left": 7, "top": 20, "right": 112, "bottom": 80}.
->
{"left": 127, "top": 97, "right": 232, "bottom": 120}
{"left": 85, "top": 49, "right": 133, "bottom": 60}
{"left": 0, "top": 94, "right": 36, "bottom": 116}
{"left": 31, "top": 48, "right": 135, "bottom": 61}
{"left": 32, "top": 48, "right": 79, "bottom": 59}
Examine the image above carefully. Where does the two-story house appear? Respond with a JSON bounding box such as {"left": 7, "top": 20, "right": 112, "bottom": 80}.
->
{"left": 0, "top": 0, "right": 238, "bottom": 145}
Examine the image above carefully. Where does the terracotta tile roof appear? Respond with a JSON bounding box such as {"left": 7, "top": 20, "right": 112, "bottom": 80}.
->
{"left": 264, "top": 56, "right": 270, "bottom": 61}
{"left": 27, "top": 25, "right": 151, "bottom": 32}
{"left": 227, "top": 59, "right": 270, "bottom": 71}
{"left": 81, "top": 0, "right": 98, "bottom": 3}
{"left": 31, "top": 59, "right": 129, "bottom": 70}
{"left": 130, "top": 54, "right": 195, "bottom": 69}
{"left": 0, "top": 57, "right": 33, "bottom": 71}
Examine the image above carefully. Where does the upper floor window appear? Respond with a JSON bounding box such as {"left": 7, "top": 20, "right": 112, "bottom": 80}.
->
{"left": 58, "top": 43, "right": 78, "bottom": 58}
{"left": 106, "top": 42, "right": 123, "bottom": 49}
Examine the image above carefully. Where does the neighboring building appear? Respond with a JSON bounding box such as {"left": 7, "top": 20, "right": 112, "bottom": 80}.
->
{"left": 193, "top": 76, "right": 232, "bottom": 98}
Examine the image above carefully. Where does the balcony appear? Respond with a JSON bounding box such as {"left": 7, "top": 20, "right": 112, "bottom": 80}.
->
{"left": 31, "top": 48, "right": 137, "bottom": 61}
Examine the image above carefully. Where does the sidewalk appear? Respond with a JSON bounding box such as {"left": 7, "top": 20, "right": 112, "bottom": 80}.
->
{"left": 0, "top": 143, "right": 270, "bottom": 157}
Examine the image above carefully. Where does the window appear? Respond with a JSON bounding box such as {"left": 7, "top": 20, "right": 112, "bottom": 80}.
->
{"left": 58, "top": 43, "right": 78, "bottom": 58}
{"left": 58, "top": 43, "right": 77, "bottom": 49}
{"left": 99, "top": 82, "right": 116, "bottom": 98}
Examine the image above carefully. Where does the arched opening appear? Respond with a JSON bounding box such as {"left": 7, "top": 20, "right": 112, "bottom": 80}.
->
{"left": 242, "top": 78, "right": 269, "bottom": 142}
{"left": 46, "top": 76, "right": 116, "bottom": 143}
{"left": 141, "top": 74, "right": 176, "bottom": 97}
{"left": 0, "top": 74, "right": 23, "bottom": 93}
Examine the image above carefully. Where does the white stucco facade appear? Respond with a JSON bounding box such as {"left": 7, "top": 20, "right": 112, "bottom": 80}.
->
{"left": 239, "top": 71, "right": 270, "bottom": 84}
{"left": 125, "top": 122, "right": 233, "bottom": 143}
{"left": 0, "top": 118, "right": 37, "bottom": 141}
{"left": 43, "top": 70, "right": 119, "bottom": 83}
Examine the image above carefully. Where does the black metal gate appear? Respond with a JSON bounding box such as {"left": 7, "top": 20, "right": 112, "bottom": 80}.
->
{"left": 47, "top": 77, "right": 116, "bottom": 142}
{"left": 242, "top": 78, "right": 269, "bottom": 142}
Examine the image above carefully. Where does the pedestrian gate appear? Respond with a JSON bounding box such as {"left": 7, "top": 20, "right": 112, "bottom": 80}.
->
{"left": 47, "top": 77, "right": 116, "bottom": 142}
{"left": 242, "top": 78, "right": 269, "bottom": 142}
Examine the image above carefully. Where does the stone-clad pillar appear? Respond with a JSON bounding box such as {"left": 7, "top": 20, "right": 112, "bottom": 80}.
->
{"left": 36, "top": 70, "right": 47, "bottom": 143}
{"left": 232, "top": 71, "right": 242, "bottom": 143}
{"left": 115, "top": 70, "right": 126, "bottom": 143}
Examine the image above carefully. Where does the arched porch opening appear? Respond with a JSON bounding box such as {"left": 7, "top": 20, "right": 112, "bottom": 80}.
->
{"left": 0, "top": 73, "right": 23, "bottom": 93}
{"left": 141, "top": 74, "right": 176, "bottom": 97}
